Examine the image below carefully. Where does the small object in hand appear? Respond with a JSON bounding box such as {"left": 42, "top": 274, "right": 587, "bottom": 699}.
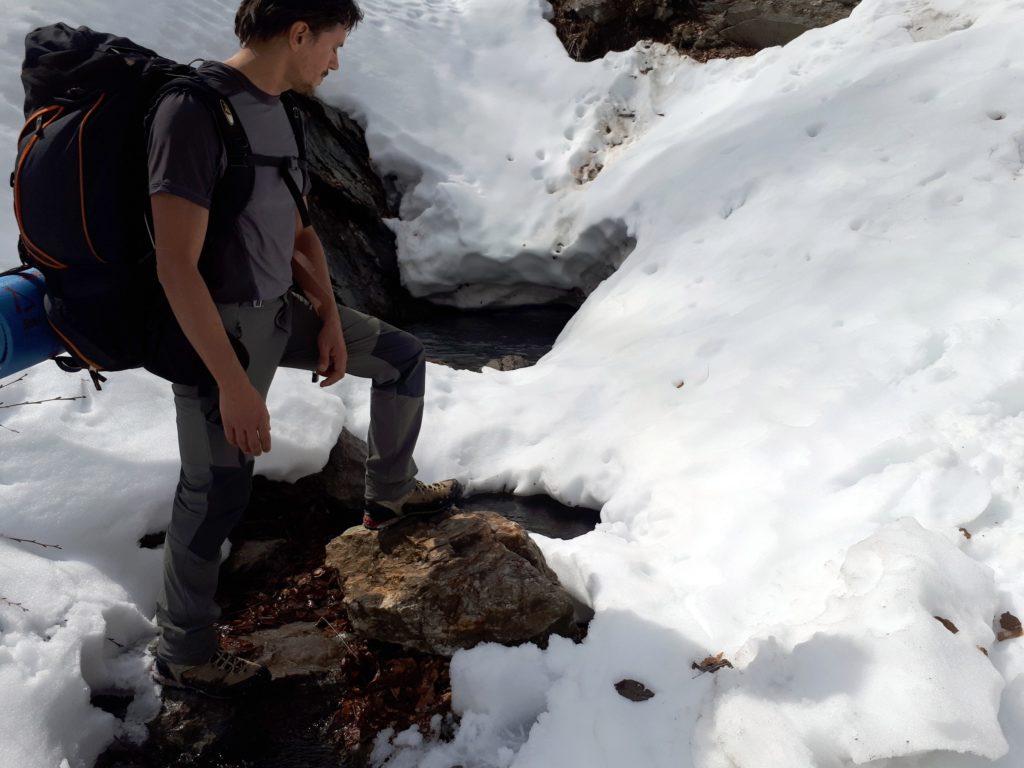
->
{"left": 312, "top": 371, "right": 320, "bottom": 383}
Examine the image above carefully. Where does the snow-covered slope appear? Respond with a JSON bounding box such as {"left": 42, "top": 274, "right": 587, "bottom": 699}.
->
{"left": 4, "top": 0, "right": 1024, "bottom": 766}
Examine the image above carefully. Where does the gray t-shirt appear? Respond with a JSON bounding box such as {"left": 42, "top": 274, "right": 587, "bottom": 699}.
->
{"left": 147, "top": 61, "right": 311, "bottom": 302}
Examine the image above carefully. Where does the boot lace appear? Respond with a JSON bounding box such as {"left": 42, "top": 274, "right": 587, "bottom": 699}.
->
{"left": 211, "top": 650, "right": 249, "bottom": 675}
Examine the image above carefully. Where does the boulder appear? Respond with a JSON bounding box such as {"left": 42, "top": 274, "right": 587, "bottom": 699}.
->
{"left": 720, "top": 0, "right": 856, "bottom": 48}
{"left": 324, "top": 510, "right": 575, "bottom": 655}
{"left": 291, "top": 94, "right": 406, "bottom": 321}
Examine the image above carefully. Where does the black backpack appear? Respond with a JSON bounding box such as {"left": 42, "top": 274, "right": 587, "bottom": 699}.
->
{"left": 8, "top": 22, "right": 311, "bottom": 389}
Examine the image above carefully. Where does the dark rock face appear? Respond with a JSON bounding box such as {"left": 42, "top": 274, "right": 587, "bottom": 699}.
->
{"left": 549, "top": 0, "right": 860, "bottom": 61}
{"left": 291, "top": 93, "right": 408, "bottom": 322}
{"left": 325, "top": 510, "right": 576, "bottom": 655}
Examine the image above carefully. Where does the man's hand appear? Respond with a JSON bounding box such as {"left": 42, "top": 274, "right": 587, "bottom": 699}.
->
{"left": 317, "top": 312, "right": 348, "bottom": 387}
{"left": 219, "top": 379, "right": 272, "bottom": 456}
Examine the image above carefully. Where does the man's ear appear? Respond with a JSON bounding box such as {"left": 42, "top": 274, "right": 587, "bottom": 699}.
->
{"left": 289, "top": 20, "right": 313, "bottom": 49}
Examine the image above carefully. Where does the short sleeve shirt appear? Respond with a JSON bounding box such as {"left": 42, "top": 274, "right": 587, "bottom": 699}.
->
{"left": 147, "top": 61, "right": 311, "bottom": 302}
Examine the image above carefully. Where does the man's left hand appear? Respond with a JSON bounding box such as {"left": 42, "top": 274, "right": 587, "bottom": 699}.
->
{"left": 316, "top": 313, "right": 348, "bottom": 387}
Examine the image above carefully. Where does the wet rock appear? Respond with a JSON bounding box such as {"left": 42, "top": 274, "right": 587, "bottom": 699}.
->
{"left": 324, "top": 510, "right": 576, "bottom": 655}
{"left": 147, "top": 694, "right": 235, "bottom": 757}
{"left": 290, "top": 94, "right": 406, "bottom": 321}
{"left": 719, "top": 0, "right": 853, "bottom": 48}
{"left": 224, "top": 538, "right": 287, "bottom": 578}
{"left": 247, "top": 621, "right": 351, "bottom": 679}
{"left": 483, "top": 353, "right": 532, "bottom": 371}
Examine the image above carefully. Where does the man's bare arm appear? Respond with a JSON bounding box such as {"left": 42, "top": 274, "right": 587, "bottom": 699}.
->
{"left": 151, "top": 191, "right": 271, "bottom": 455}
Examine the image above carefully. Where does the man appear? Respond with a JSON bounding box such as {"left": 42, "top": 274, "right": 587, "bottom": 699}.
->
{"left": 147, "top": 0, "right": 463, "bottom": 697}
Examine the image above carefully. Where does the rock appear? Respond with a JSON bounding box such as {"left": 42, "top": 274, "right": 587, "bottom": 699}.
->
{"left": 224, "top": 538, "right": 287, "bottom": 578}
{"left": 483, "top": 354, "right": 532, "bottom": 371}
{"left": 147, "top": 695, "right": 234, "bottom": 756}
{"left": 615, "top": 679, "right": 655, "bottom": 702}
{"left": 291, "top": 94, "right": 406, "bottom": 320}
{"left": 246, "top": 621, "right": 352, "bottom": 679}
{"left": 318, "top": 427, "right": 369, "bottom": 507}
{"left": 564, "top": 0, "right": 629, "bottom": 23}
{"left": 719, "top": 1, "right": 856, "bottom": 48}
{"left": 324, "top": 510, "right": 576, "bottom": 655}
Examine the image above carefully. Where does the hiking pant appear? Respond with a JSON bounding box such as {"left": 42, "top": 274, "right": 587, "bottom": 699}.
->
{"left": 155, "top": 291, "right": 425, "bottom": 664}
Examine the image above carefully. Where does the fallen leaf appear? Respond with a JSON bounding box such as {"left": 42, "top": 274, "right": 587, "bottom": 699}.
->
{"left": 692, "top": 651, "right": 733, "bottom": 674}
{"left": 959, "top": 527, "right": 971, "bottom": 540}
{"left": 934, "top": 616, "right": 959, "bottom": 634}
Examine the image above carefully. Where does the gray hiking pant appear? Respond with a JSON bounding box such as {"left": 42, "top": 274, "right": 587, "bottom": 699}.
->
{"left": 155, "top": 292, "right": 425, "bottom": 664}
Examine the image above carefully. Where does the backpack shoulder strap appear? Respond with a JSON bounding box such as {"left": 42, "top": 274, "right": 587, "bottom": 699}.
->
{"left": 252, "top": 90, "right": 312, "bottom": 228}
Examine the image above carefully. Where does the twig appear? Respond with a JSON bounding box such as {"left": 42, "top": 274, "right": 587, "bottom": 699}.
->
{"left": 0, "top": 374, "right": 27, "bottom": 391}
{"left": 0, "top": 395, "right": 86, "bottom": 410}
{"left": 316, "top": 613, "right": 359, "bottom": 657}
{"left": 106, "top": 637, "right": 125, "bottom": 648}
{"left": 0, "top": 533, "right": 62, "bottom": 550}
{"left": 0, "top": 423, "right": 21, "bottom": 435}
{"left": 1, "top": 595, "right": 29, "bottom": 613}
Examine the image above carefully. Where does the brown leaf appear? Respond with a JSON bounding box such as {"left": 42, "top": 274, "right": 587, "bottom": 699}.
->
{"left": 958, "top": 527, "right": 972, "bottom": 539}
{"left": 934, "top": 616, "right": 959, "bottom": 634}
{"left": 692, "top": 651, "right": 733, "bottom": 674}
{"left": 614, "top": 679, "right": 655, "bottom": 702}
{"left": 997, "top": 612, "right": 1023, "bottom": 642}
{"left": 978, "top": 646, "right": 989, "bottom": 656}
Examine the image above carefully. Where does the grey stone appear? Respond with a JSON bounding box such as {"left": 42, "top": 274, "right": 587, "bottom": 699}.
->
{"left": 246, "top": 621, "right": 352, "bottom": 679}
{"left": 719, "top": 1, "right": 856, "bottom": 48}
{"left": 483, "top": 354, "right": 532, "bottom": 371}
{"left": 324, "top": 510, "right": 576, "bottom": 655}
{"left": 223, "top": 539, "right": 287, "bottom": 578}
{"left": 319, "top": 427, "right": 369, "bottom": 507}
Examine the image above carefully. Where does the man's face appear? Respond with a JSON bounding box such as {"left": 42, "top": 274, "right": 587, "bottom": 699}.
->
{"left": 290, "top": 22, "right": 348, "bottom": 95}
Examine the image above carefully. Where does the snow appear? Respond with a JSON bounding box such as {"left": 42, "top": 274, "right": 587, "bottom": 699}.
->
{"left": 4, "top": 0, "right": 1024, "bottom": 765}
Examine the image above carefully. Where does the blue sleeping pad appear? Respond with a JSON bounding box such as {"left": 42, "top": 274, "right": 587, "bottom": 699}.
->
{"left": 0, "top": 269, "right": 63, "bottom": 378}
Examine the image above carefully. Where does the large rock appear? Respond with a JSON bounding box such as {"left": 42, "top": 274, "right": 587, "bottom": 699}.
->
{"left": 291, "top": 94, "right": 407, "bottom": 321}
{"left": 324, "top": 510, "right": 575, "bottom": 655}
{"left": 719, "top": 0, "right": 857, "bottom": 48}
{"left": 548, "top": 0, "right": 860, "bottom": 61}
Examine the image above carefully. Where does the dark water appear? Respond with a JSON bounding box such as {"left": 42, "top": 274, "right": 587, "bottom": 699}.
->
{"left": 400, "top": 303, "right": 578, "bottom": 371}
{"left": 460, "top": 492, "right": 600, "bottom": 540}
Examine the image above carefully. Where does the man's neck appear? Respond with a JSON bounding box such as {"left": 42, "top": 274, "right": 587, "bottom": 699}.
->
{"left": 221, "top": 48, "right": 289, "bottom": 97}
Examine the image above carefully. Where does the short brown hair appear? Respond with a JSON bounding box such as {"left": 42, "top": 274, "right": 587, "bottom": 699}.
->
{"left": 234, "top": 0, "right": 364, "bottom": 46}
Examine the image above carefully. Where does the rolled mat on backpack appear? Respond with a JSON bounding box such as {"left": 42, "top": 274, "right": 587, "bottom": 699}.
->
{"left": 0, "top": 269, "right": 64, "bottom": 378}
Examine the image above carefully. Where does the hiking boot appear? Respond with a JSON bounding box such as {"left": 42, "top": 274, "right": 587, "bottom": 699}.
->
{"left": 363, "top": 478, "right": 464, "bottom": 530}
{"left": 152, "top": 649, "right": 271, "bottom": 699}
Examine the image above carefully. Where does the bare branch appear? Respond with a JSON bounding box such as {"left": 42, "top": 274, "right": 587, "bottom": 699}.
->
{"left": 0, "top": 395, "right": 86, "bottom": 410}
{"left": 1, "top": 595, "right": 29, "bottom": 613}
{"left": 0, "top": 374, "right": 28, "bottom": 391}
{"left": 0, "top": 533, "right": 63, "bottom": 550}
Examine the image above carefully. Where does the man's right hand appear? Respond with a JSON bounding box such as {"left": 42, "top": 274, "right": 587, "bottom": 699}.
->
{"left": 219, "top": 379, "right": 272, "bottom": 456}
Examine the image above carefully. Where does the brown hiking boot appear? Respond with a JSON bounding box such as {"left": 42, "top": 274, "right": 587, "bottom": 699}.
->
{"left": 363, "top": 478, "right": 464, "bottom": 530}
{"left": 152, "top": 649, "right": 271, "bottom": 699}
